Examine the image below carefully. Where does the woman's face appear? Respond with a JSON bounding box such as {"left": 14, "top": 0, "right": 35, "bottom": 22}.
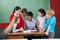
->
{"left": 27, "top": 16, "right": 32, "bottom": 21}
{"left": 15, "top": 9, "right": 20, "bottom": 15}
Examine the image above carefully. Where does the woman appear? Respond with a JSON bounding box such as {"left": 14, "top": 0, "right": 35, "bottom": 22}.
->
{"left": 10, "top": 6, "right": 24, "bottom": 32}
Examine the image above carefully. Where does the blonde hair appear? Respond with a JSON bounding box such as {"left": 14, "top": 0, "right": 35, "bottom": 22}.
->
{"left": 46, "top": 9, "right": 55, "bottom": 16}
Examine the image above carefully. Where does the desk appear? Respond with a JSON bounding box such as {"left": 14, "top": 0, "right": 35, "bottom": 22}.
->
{"left": 8, "top": 31, "right": 46, "bottom": 39}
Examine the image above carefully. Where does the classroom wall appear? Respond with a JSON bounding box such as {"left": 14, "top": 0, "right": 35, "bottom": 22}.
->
{"left": 0, "top": 0, "right": 49, "bottom": 23}
{"left": 50, "top": 0, "right": 60, "bottom": 26}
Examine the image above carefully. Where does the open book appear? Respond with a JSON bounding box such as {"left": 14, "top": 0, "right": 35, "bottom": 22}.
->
{"left": 23, "top": 30, "right": 38, "bottom": 33}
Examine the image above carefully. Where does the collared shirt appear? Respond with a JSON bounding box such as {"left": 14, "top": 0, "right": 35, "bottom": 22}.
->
{"left": 25, "top": 19, "right": 36, "bottom": 30}
{"left": 45, "top": 16, "right": 56, "bottom": 32}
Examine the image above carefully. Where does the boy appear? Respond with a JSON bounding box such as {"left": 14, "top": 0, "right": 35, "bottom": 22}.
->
{"left": 45, "top": 9, "right": 56, "bottom": 38}
{"left": 21, "top": 8, "right": 27, "bottom": 20}
{"left": 24, "top": 11, "right": 37, "bottom": 30}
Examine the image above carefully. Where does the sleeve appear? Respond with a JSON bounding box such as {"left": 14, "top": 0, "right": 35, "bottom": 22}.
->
{"left": 24, "top": 20, "right": 27, "bottom": 30}
{"left": 20, "top": 15, "right": 24, "bottom": 28}
{"left": 45, "top": 19, "right": 49, "bottom": 30}
{"left": 35, "top": 20, "right": 38, "bottom": 29}
{"left": 49, "top": 17, "right": 56, "bottom": 27}
{"left": 12, "top": 23, "right": 20, "bottom": 33}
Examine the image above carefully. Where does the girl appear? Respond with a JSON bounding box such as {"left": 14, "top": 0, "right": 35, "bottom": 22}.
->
{"left": 37, "top": 8, "right": 46, "bottom": 32}
{"left": 45, "top": 9, "right": 56, "bottom": 38}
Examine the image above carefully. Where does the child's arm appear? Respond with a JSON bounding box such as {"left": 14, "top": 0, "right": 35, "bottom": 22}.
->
{"left": 45, "top": 17, "right": 56, "bottom": 35}
{"left": 46, "top": 25, "right": 50, "bottom": 32}
{"left": 36, "top": 21, "right": 40, "bottom": 31}
{"left": 45, "top": 25, "right": 50, "bottom": 35}
{"left": 36, "top": 21, "right": 42, "bottom": 32}
{"left": 3, "top": 17, "right": 15, "bottom": 34}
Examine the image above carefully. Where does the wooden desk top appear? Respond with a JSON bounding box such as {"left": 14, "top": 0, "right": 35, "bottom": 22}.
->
{"left": 8, "top": 31, "right": 46, "bottom": 39}
{"left": 8, "top": 31, "right": 45, "bottom": 36}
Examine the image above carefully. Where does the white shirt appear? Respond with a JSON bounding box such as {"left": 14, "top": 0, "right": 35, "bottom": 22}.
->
{"left": 37, "top": 16, "right": 46, "bottom": 30}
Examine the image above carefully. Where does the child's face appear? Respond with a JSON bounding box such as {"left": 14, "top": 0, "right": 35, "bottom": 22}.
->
{"left": 46, "top": 14, "right": 51, "bottom": 18}
{"left": 38, "top": 12, "right": 43, "bottom": 17}
{"left": 27, "top": 16, "right": 32, "bottom": 21}
{"left": 22, "top": 12, "right": 26, "bottom": 16}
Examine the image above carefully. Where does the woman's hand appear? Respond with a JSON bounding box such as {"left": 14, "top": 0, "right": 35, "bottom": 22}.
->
{"left": 14, "top": 13, "right": 19, "bottom": 17}
{"left": 19, "top": 27, "right": 24, "bottom": 31}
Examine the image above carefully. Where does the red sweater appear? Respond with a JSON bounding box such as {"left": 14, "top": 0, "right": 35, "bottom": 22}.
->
{"left": 10, "top": 13, "right": 24, "bottom": 29}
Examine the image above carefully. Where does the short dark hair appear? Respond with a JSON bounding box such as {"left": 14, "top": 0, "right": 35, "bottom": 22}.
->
{"left": 38, "top": 8, "right": 46, "bottom": 16}
{"left": 13, "top": 6, "right": 21, "bottom": 13}
{"left": 21, "top": 8, "right": 27, "bottom": 14}
{"left": 27, "top": 11, "right": 33, "bottom": 17}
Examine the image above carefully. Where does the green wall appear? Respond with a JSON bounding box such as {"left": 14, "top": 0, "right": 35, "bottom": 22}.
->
{"left": 0, "top": 0, "right": 49, "bottom": 23}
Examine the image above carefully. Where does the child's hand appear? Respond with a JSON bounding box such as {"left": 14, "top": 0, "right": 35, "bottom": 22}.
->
{"left": 45, "top": 31, "right": 49, "bottom": 35}
{"left": 39, "top": 28, "right": 44, "bottom": 33}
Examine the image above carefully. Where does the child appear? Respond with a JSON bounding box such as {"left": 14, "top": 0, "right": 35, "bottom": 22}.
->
{"left": 37, "top": 8, "right": 46, "bottom": 32}
{"left": 21, "top": 8, "right": 27, "bottom": 20}
{"left": 45, "top": 9, "right": 56, "bottom": 38}
{"left": 24, "top": 11, "right": 37, "bottom": 30}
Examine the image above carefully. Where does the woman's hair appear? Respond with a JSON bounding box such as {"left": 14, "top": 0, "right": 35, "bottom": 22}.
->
{"left": 46, "top": 9, "right": 55, "bottom": 16}
{"left": 13, "top": 6, "right": 21, "bottom": 13}
{"left": 27, "top": 11, "right": 33, "bottom": 17}
{"left": 38, "top": 8, "right": 46, "bottom": 16}
{"left": 21, "top": 8, "right": 27, "bottom": 14}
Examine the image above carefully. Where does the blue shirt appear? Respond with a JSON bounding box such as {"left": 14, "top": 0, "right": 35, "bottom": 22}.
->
{"left": 45, "top": 16, "right": 56, "bottom": 32}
